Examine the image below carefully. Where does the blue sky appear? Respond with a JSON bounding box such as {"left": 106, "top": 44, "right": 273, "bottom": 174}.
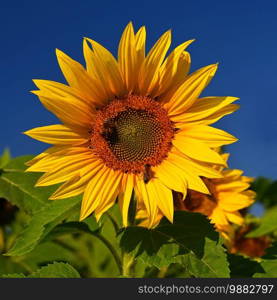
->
{"left": 0, "top": 0, "right": 276, "bottom": 179}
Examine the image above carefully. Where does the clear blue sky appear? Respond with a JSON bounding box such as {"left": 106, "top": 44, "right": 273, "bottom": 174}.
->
{"left": 0, "top": 0, "right": 276, "bottom": 179}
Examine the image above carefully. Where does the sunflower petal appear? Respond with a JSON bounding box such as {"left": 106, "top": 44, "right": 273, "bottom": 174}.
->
{"left": 118, "top": 174, "right": 135, "bottom": 227}
{"left": 118, "top": 22, "right": 136, "bottom": 91}
{"left": 135, "top": 26, "right": 146, "bottom": 68}
{"left": 56, "top": 49, "right": 105, "bottom": 103}
{"left": 24, "top": 124, "right": 88, "bottom": 145}
{"left": 177, "top": 125, "right": 237, "bottom": 147}
{"left": 32, "top": 90, "right": 95, "bottom": 128}
{"left": 160, "top": 51, "right": 191, "bottom": 101}
{"left": 153, "top": 159, "right": 187, "bottom": 195}
{"left": 154, "top": 40, "right": 194, "bottom": 97}
{"left": 80, "top": 168, "right": 121, "bottom": 220}
{"left": 49, "top": 161, "right": 103, "bottom": 199}
{"left": 147, "top": 179, "right": 174, "bottom": 223}
{"left": 94, "top": 174, "right": 123, "bottom": 221}
{"left": 26, "top": 147, "right": 93, "bottom": 172}
{"left": 86, "top": 39, "right": 125, "bottom": 96}
{"left": 173, "top": 135, "right": 226, "bottom": 166}
{"left": 165, "top": 64, "right": 218, "bottom": 115}
{"left": 36, "top": 157, "right": 94, "bottom": 186}
{"left": 218, "top": 192, "right": 254, "bottom": 211}
{"left": 171, "top": 96, "right": 239, "bottom": 123}
{"left": 164, "top": 154, "right": 210, "bottom": 194}
{"left": 225, "top": 211, "right": 244, "bottom": 225}
{"left": 210, "top": 207, "right": 229, "bottom": 226}
{"left": 168, "top": 149, "right": 222, "bottom": 179}
{"left": 135, "top": 178, "right": 158, "bottom": 228}
{"left": 138, "top": 30, "right": 171, "bottom": 95}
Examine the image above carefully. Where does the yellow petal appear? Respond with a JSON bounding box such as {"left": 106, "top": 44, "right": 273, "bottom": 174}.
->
{"left": 138, "top": 30, "right": 171, "bottom": 95}
{"left": 26, "top": 147, "right": 93, "bottom": 172}
{"left": 80, "top": 168, "right": 121, "bottom": 220}
{"left": 217, "top": 192, "right": 254, "bottom": 211}
{"left": 153, "top": 159, "right": 187, "bottom": 195}
{"left": 159, "top": 51, "right": 191, "bottom": 101}
{"left": 210, "top": 207, "right": 229, "bottom": 226}
{"left": 33, "top": 79, "right": 94, "bottom": 106}
{"left": 36, "top": 157, "right": 94, "bottom": 186}
{"left": 32, "top": 90, "right": 95, "bottom": 128}
{"left": 225, "top": 211, "right": 244, "bottom": 225}
{"left": 49, "top": 161, "right": 103, "bottom": 199}
{"left": 56, "top": 49, "right": 105, "bottom": 103}
{"left": 173, "top": 135, "right": 226, "bottom": 166}
{"left": 164, "top": 153, "right": 210, "bottom": 194}
{"left": 170, "top": 96, "right": 239, "bottom": 123}
{"left": 94, "top": 172, "right": 123, "bottom": 220}
{"left": 118, "top": 174, "right": 135, "bottom": 227}
{"left": 164, "top": 64, "right": 218, "bottom": 115}
{"left": 216, "top": 180, "right": 250, "bottom": 193}
{"left": 179, "top": 104, "right": 240, "bottom": 127}
{"left": 147, "top": 179, "right": 174, "bottom": 223}
{"left": 24, "top": 124, "right": 88, "bottom": 145}
{"left": 135, "top": 26, "right": 146, "bottom": 69}
{"left": 134, "top": 178, "right": 158, "bottom": 228}
{"left": 118, "top": 22, "right": 136, "bottom": 91}
{"left": 168, "top": 150, "right": 222, "bottom": 179}
{"left": 85, "top": 39, "right": 125, "bottom": 96}
{"left": 153, "top": 40, "right": 194, "bottom": 97}
{"left": 222, "top": 169, "right": 244, "bottom": 180}
{"left": 177, "top": 125, "right": 237, "bottom": 147}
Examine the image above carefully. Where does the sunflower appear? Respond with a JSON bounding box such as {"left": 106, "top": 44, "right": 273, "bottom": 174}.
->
{"left": 24, "top": 22, "right": 239, "bottom": 227}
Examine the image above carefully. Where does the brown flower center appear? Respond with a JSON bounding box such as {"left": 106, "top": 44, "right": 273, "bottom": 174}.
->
{"left": 90, "top": 95, "right": 174, "bottom": 173}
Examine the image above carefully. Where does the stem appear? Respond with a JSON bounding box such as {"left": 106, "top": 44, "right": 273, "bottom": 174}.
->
{"left": 93, "top": 232, "right": 122, "bottom": 274}
{"left": 122, "top": 252, "right": 134, "bottom": 277}
{"left": 157, "top": 266, "right": 168, "bottom": 278}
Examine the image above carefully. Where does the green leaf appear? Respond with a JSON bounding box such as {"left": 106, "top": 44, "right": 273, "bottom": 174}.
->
{"left": 228, "top": 254, "right": 264, "bottom": 278}
{"left": 253, "top": 260, "right": 277, "bottom": 277}
{"left": 175, "top": 238, "right": 229, "bottom": 278}
{"left": 1, "top": 273, "right": 26, "bottom": 278}
{"left": 5, "top": 196, "right": 81, "bottom": 256}
{"left": 28, "top": 262, "right": 80, "bottom": 278}
{"left": 44, "top": 220, "right": 100, "bottom": 241}
{"left": 0, "top": 156, "right": 58, "bottom": 214}
{"left": 247, "top": 207, "right": 277, "bottom": 237}
{"left": 0, "top": 148, "right": 11, "bottom": 168}
{"left": 1, "top": 262, "right": 81, "bottom": 278}
{"left": 119, "top": 211, "right": 230, "bottom": 277}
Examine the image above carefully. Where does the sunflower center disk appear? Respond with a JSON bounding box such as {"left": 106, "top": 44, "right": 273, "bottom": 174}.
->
{"left": 91, "top": 95, "right": 174, "bottom": 173}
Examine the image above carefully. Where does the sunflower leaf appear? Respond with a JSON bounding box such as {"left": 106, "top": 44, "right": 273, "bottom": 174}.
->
{"left": 253, "top": 259, "right": 277, "bottom": 278}
{"left": 119, "top": 211, "right": 230, "bottom": 277}
{"left": 228, "top": 254, "right": 264, "bottom": 278}
{"left": 1, "top": 262, "right": 80, "bottom": 278}
{"left": 0, "top": 156, "right": 58, "bottom": 214}
{"left": 246, "top": 207, "right": 277, "bottom": 237}
{"left": 5, "top": 196, "right": 81, "bottom": 257}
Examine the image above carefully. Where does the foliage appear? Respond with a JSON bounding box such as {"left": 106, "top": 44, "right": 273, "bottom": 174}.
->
{"left": 0, "top": 153, "right": 277, "bottom": 278}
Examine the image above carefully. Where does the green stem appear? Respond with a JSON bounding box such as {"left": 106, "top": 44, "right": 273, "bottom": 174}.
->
{"left": 157, "top": 266, "right": 168, "bottom": 278}
{"left": 122, "top": 252, "right": 134, "bottom": 277}
{"left": 93, "top": 232, "right": 122, "bottom": 275}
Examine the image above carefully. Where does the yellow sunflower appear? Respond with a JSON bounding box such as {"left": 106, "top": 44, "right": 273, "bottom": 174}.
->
{"left": 24, "top": 22, "right": 239, "bottom": 227}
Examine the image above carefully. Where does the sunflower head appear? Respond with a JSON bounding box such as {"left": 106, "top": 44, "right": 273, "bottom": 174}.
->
{"left": 24, "top": 22, "right": 239, "bottom": 226}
